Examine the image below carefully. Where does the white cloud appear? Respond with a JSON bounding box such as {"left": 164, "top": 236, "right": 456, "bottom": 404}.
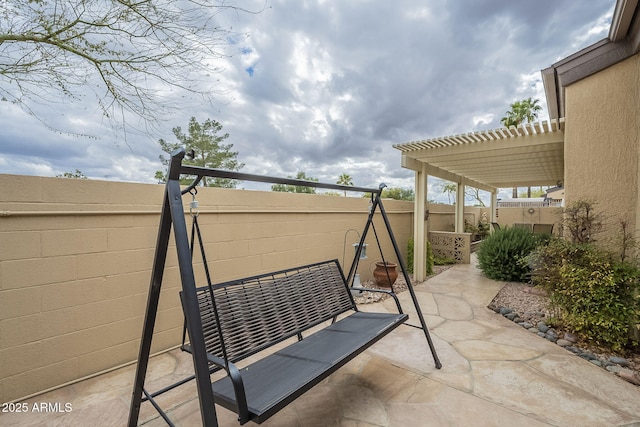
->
{"left": 571, "top": 9, "right": 613, "bottom": 49}
{"left": 0, "top": 0, "right": 614, "bottom": 193}
{"left": 473, "top": 114, "right": 494, "bottom": 127}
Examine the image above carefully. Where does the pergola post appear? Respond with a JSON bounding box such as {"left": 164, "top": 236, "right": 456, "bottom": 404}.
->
{"left": 413, "top": 163, "right": 428, "bottom": 281}
{"left": 491, "top": 192, "right": 498, "bottom": 224}
{"left": 455, "top": 179, "right": 465, "bottom": 233}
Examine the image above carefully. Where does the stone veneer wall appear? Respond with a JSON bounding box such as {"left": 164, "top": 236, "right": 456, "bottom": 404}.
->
{"left": 0, "top": 174, "right": 412, "bottom": 402}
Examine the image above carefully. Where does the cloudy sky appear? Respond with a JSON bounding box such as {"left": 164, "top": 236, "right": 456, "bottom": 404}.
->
{"left": 0, "top": 0, "right": 614, "bottom": 199}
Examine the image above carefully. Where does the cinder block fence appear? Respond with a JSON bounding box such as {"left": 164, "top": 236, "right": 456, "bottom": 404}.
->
{"left": 0, "top": 174, "right": 413, "bottom": 403}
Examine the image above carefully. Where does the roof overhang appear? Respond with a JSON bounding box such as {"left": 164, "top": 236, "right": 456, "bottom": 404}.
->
{"left": 394, "top": 119, "right": 564, "bottom": 192}
{"left": 543, "top": 0, "right": 640, "bottom": 120}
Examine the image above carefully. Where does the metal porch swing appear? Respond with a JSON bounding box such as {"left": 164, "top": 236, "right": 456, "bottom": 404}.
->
{"left": 128, "top": 148, "right": 441, "bottom": 426}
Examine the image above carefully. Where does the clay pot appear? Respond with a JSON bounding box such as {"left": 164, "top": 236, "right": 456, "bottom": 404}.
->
{"left": 373, "top": 261, "right": 398, "bottom": 288}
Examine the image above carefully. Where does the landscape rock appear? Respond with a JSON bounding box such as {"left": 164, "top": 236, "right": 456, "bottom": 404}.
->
{"left": 618, "top": 369, "right": 640, "bottom": 386}
{"left": 579, "top": 352, "right": 597, "bottom": 361}
{"left": 609, "top": 356, "right": 630, "bottom": 367}
{"left": 489, "top": 282, "right": 639, "bottom": 389}
{"left": 563, "top": 332, "right": 578, "bottom": 343}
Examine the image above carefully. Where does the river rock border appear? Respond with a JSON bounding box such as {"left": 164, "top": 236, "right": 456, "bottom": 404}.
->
{"left": 492, "top": 305, "right": 640, "bottom": 387}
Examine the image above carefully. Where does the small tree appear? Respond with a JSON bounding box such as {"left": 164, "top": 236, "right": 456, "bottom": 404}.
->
{"left": 616, "top": 219, "right": 638, "bottom": 263}
{"left": 443, "top": 182, "right": 456, "bottom": 204}
{"left": 364, "top": 187, "right": 414, "bottom": 201}
{"left": 563, "top": 199, "right": 602, "bottom": 244}
{"left": 381, "top": 187, "right": 414, "bottom": 201}
{"left": 441, "top": 182, "right": 486, "bottom": 206}
{"left": 465, "top": 187, "right": 486, "bottom": 206}
{"left": 1, "top": 1, "right": 262, "bottom": 136}
{"left": 56, "top": 169, "right": 87, "bottom": 179}
{"left": 156, "top": 117, "right": 243, "bottom": 187}
{"left": 271, "top": 172, "right": 318, "bottom": 194}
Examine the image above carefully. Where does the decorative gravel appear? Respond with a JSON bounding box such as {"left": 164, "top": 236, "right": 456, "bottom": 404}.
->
{"left": 489, "top": 282, "right": 640, "bottom": 387}
{"left": 352, "top": 265, "right": 454, "bottom": 304}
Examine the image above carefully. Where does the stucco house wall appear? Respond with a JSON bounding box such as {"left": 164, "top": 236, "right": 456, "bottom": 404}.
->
{"left": 563, "top": 53, "right": 640, "bottom": 245}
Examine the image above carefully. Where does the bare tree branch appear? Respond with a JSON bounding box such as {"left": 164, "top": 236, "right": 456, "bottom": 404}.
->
{"left": 0, "top": 0, "right": 266, "bottom": 138}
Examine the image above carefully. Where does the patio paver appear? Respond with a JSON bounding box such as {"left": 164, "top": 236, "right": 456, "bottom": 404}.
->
{"left": 2, "top": 256, "right": 639, "bottom": 426}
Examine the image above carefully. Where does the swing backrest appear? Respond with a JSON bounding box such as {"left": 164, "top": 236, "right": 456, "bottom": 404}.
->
{"left": 184, "top": 259, "right": 356, "bottom": 364}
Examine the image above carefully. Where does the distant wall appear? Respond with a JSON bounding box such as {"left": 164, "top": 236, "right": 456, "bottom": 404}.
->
{"left": 0, "top": 174, "right": 412, "bottom": 402}
{"left": 426, "top": 204, "right": 491, "bottom": 232}
{"left": 426, "top": 203, "right": 562, "bottom": 234}
{"left": 495, "top": 207, "right": 562, "bottom": 232}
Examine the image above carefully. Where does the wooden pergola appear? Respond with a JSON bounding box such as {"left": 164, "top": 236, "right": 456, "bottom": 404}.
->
{"left": 393, "top": 119, "right": 565, "bottom": 280}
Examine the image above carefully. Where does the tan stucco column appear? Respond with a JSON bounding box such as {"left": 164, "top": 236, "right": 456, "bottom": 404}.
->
{"left": 455, "top": 179, "right": 465, "bottom": 232}
{"left": 413, "top": 163, "right": 428, "bottom": 281}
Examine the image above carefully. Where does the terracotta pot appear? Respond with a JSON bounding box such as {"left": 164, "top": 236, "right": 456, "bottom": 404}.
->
{"left": 373, "top": 261, "right": 398, "bottom": 288}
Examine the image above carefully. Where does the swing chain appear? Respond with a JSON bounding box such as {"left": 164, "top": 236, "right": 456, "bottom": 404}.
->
{"left": 189, "top": 188, "right": 199, "bottom": 217}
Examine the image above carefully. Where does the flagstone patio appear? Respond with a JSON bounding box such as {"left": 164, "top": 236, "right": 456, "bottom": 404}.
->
{"left": 2, "top": 256, "right": 639, "bottom": 426}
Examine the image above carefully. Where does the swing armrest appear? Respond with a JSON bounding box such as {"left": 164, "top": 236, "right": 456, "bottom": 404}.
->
{"left": 182, "top": 344, "right": 250, "bottom": 424}
{"left": 206, "top": 354, "right": 249, "bottom": 425}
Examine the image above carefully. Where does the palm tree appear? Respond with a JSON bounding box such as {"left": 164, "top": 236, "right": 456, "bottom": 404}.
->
{"left": 501, "top": 97, "right": 542, "bottom": 128}
{"left": 337, "top": 173, "right": 353, "bottom": 196}
{"left": 443, "top": 182, "right": 456, "bottom": 204}
{"left": 500, "top": 98, "right": 543, "bottom": 197}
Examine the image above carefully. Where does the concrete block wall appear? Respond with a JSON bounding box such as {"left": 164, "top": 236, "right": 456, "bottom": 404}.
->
{"left": 494, "top": 207, "right": 563, "bottom": 232}
{"left": 0, "top": 174, "right": 412, "bottom": 402}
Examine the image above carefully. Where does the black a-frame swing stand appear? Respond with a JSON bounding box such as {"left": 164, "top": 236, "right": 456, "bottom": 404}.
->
{"left": 128, "top": 149, "right": 441, "bottom": 426}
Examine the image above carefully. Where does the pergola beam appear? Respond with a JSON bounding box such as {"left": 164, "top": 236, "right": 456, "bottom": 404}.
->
{"left": 402, "top": 155, "right": 496, "bottom": 193}
{"left": 396, "top": 120, "right": 564, "bottom": 191}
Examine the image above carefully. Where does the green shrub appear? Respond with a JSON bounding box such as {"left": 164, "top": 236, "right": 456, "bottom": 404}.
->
{"left": 530, "top": 239, "right": 640, "bottom": 351}
{"left": 407, "top": 237, "right": 433, "bottom": 275}
{"left": 477, "top": 226, "right": 539, "bottom": 281}
{"left": 434, "top": 256, "right": 456, "bottom": 265}
{"left": 426, "top": 239, "right": 434, "bottom": 275}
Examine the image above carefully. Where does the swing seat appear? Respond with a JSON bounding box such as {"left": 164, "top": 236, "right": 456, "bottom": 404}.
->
{"left": 181, "top": 260, "right": 407, "bottom": 425}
